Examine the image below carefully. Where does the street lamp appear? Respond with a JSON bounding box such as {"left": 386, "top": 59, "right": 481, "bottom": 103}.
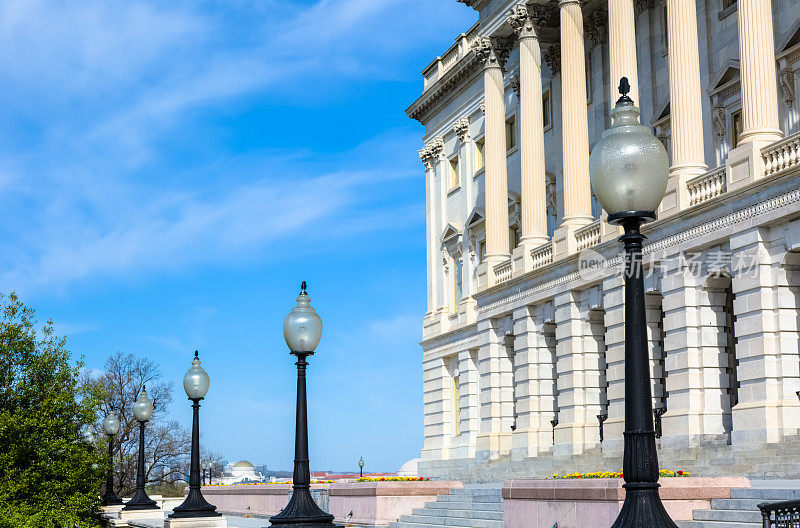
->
{"left": 101, "top": 409, "right": 123, "bottom": 506}
{"left": 169, "top": 351, "right": 221, "bottom": 519}
{"left": 588, "top": 77, "right": 676, "bottom": 528}
{"left": 269, "top": 282, "right": 339, "bottom": 528}
{"left": 122, "top": 387, "right": 158, "bottom": 511}
{"left": 358, "top": 457, "right": 364, "bottom": 478}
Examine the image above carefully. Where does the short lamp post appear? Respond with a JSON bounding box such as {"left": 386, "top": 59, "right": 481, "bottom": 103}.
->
{"left": 101, "top": 410, "right": 123, "bottom": 506}
{"left": 123, "top": 388, "right": 159, "bottom": 511}
{"left": 358, "top": 457, "right": 364, "bottom": 479}
{"left": 589, "top": 78, "right": 676, "bottom": 528}
{"left": 169, "top": 351, "right": 221, "bottom": 519}
{"left": 269, "top": 282, "right": 340, "bottom": 528}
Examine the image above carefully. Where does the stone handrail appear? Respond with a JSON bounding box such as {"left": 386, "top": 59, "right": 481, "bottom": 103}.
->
{"left": 493, "top": 259, "right": 513, "bottom": 284}
{"left": 575, "top": 220, "right": 602, "bottom": 251}
{"left": 763, "top": 131, "right": 800, "bottom": 177}
{"left": 531, "top": 242, "right": 554, "bottom": 270}
{"left": 687, "top": 166, "right": 726, "bottom": 206}
{"left": 423, "top": 25, "right": 480, "bottom": 89}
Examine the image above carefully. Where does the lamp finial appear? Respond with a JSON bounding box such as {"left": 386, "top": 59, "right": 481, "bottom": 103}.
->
{"left": 301, "top": 281, "right": 307, "bottom": 294}
{"left": 617, "top": 77, "right": 633, "bottom": 104}
{"left": 194, "top": 350, "right": 199, "bottom": 359}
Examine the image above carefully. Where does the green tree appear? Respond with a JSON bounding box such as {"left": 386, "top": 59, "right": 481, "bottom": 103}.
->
{"left": 0, "top": 293, "right": 105, "bottom": 528}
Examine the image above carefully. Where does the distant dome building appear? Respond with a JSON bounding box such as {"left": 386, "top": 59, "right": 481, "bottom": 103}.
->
{"left": 220, "top": 460, "right": 265, "bottom": 485}
{"left": 397, "top": 458, "right": 421, "bottom": 477}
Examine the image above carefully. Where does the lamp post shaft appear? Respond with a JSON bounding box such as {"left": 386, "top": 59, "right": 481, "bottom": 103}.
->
{"left": 101, "top": 434, "right": 123, "bottom": 505}
{"left": 169, "top": 400, "right": 219, "bottom": 518}
{"left": 611, "top": 217, "right": 677, "bottom": 528}
{"left": 123, "top": 421, "right": 158, "bottom": 510}
{"left": 269, "top": 352, "right": 337, "bottom": 528}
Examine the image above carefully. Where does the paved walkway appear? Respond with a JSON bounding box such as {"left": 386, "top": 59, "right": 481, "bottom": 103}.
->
{"left": 225, "top": 515, "right": 269, "bottom": 528}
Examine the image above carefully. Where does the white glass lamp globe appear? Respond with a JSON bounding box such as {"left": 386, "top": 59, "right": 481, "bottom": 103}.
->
{"left": 133, "top": 387, "right": 154, "bottom": 422}
{"left": 283, "top": 281, "right": 323, "bottom": 353}
{"left": 184, "top": 351, "right": 211, "bottom": 400}
{"left": 359, "top": 457, "right": 364, "bottom": 468}
{"left": 103, "top": 411, "right": 121, "bottom": 436}
{"left": 83, "top": 428, "right": 97, "bottom": 445}
{"left": 589, "top": 78, "right": 669, "bottom": 217}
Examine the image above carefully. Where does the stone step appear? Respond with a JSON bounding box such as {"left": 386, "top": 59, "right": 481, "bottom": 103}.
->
{"left": 730, "top": 488, "right": 800, "bottom": 500}
{"left": 709, "top": 498, "right": 764, "bottom": 510}
{"left": 398, "top": 514, "right": 503, "bottom": 528}
{"left": 436, "top": 494, "right": 502, "bottom": 503}
{"left": 677, "top": 521, "right": 759, "bottom": 528}
{"left": 423, "top": 501, "right": 504, "bottom": 512}
{"left": 390, "top": 521, "right": 493, "bottom": 528}
{"left": 411, "top": 508, "right": 503, "bottom": 520}
{"left": 692, "top": 509, "right": 762, "bottom": 523}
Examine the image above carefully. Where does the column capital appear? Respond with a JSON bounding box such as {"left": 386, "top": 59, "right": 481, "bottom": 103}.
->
{"left": 418, "top": 146, "right": 435, "bottom": 171}
{"left": 453, "top": 117, "right": 471, "bottom": 142}
{"left": 472, "top": 36, "right": 512, "bottom": 70}
{"left": 507, "top": 3, "right": 551, "bottom": 40}
{"left": 558, "top": 0, "right": 584, "bottom": 6}
{"left": 429, "top": 136, "right": 446, "bottom": 160}
{"left": 584, "top": 10, "right": 607, "bottom": 46}
{"left": 542, "top": 43, "right": 561, "bottom": 76}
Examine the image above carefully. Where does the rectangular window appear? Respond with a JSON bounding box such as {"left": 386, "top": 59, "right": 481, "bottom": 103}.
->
{"left": 453, "top": 374, "right": 461, "bottom": 437}
{"left": 506, "top": 116, "right": 517, "bottom": 151}
{"left": 475, "top": 139, "right": 485, "bottom": 172}
{"left": 449, "top": 156, "right": 460, "bottom": 189}
{"left": 542, "top": 91, "right": 552, "bottom": 129}
{"left": 731, "top": 110, "right": 743, "bottom": 149}
{"left": 453, "top": 257, "right": 463, "bottom": 308}
{"left": 478, "top": 240, "right": 486, "bottom": 263}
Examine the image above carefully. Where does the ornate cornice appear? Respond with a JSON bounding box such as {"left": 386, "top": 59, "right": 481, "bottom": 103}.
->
{"left": 542, "top": 43, "right": 561, "bottom": 76}
{"left": 457, "top": 0, "right": 490, "bottom": 11}
{"left": 472, "top": 36, "right": 512, "bottom": 70}
{"left": 507, "top": 3, "right": 551, "bottom": 40}
{"left": 406, "top": 52, "right": 482, "bottom": 123}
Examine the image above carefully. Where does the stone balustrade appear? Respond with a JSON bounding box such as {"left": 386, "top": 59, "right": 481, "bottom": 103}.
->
{"left": 575, "top": 220, "right": 602, "bottom": 251}
{"left": 422, "top": 25, "right": 480, "bottom": 89}
{"left": 763, "top": 131, "right": 800, "bottom": 177}
{"left": 493, "top": 259, "right": 513, "bottom": 284}
{"left": 687, "top": 166, "right": 726, "bottom": 206}
{"left": 530, "top": 242, "right": 554, "bottom": 270}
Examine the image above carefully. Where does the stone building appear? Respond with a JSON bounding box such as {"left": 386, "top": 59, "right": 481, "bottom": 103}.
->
{"left": 407, "top": 0, "right": 800, "bottom": 481}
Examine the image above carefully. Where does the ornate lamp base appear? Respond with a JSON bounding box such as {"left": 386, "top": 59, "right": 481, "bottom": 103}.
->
{"left": 122, "top": 487, "right": 158, "bottom": 511}
{"left": 269, "top": 488, "right": 340, "bottom": 528}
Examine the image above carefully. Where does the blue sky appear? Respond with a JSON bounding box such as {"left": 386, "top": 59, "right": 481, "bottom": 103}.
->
{"left": 0, "top": 0, "right": 477, "bottom": 472}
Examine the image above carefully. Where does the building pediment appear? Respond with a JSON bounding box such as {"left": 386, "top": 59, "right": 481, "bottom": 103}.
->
{"left": 466, "top": 207, "right": 485, "bottom": 230}
{"left": 440, "top": 223, "right": 463, "bottom": 244}
{"left": 707, "top": 60, "right": 741, "bottom": 97}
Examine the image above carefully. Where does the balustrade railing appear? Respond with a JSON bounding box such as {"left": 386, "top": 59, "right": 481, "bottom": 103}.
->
{"left": 575, "top": 220, "right": 602, "bottom": 252}
{"left": 493, "top": 259, "right": 513, "bottom": 284}
{"left": 531, "top": 242, "right": 554, "bottom": 270}
{"left": 763, "top": 132, "right": 800, "bottom": 177}
{"left": 687, "top": 166, "right": 726, "bottom": 206}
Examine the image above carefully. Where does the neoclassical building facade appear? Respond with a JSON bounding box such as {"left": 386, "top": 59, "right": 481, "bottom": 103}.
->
{"left": 408, "top": 0, "right": 800, "bottom": 480}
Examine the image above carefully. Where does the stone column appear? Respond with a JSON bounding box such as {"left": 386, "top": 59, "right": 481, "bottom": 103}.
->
{"left": 660, "top": 0, "right": 707, "bottom": 216}
{"left": 508, "top": 4, "right": 550, "bottom": 273}
{"left": 430, "top": 137, "right": 448, "bottom": 314}
{"left": 454, "top": 348, "right": 480, "bottom": 459}
{"left": 476, "top": 317, "right": 514, "bottom": 459}
{"left": 473, "top": 37, "right": 512, "bottom": 285}
{"left": 420, "top": 146, "right": 437, "bottom": 316}
{"left": 553, "top": 0, "right": 593, "bottom": 257}
{"left": 736, "top": 0, "right": 782, "bottom": 146}
{"left": 607, "top": 0, "right": 639, "bottom": 103}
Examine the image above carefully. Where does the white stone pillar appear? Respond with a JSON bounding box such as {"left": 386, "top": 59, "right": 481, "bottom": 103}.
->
{"left": 508, "top": 5, "right": 550, "bottom": 272}
{"left": 420, "top": 146, "right": 437, "bottom": 315}
{"left": 601, "top": 274, "right": 626, "bottom": 452}
{"left": 421, "top": 355, "right": 449, "bottom": 460}
{"left": 736, "top": 0, "right": 782, "bottom": 146}
{"left": 473, "top": 37, "right": 512, "bottom": 286}
{"left": 476, "top": 317, "right": 514, "bottom": 459}
{"left": 453, "top": 348, "right": 480, "bottom": 459}
{"left": 553, "top": 0, "right": 593, "bottom": 257}
{"left": 660, "top": 0, "right": 707, "bottom": 216}
{"left": 608, "top": 0, "right": 639, "bottom": 103}
{"left": 430, "top": 137, "right": 448, "bottom": 314}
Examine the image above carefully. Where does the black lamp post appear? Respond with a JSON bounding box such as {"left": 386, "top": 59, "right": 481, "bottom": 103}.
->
{"left": 101, "top": 409, "right": 123, "bottom": 506}
{"left": 358, "top": 457, "right": 364, "bottom": 479}
{"left": 589, "top": 78, "right": 677, "bottom": 528}
{"left": 170, "top": 351, "right": 221, "bottom": 519}
{"left": 270, "top": 282, "right": 340, "bottom": 528}
{"left": 122, "top": 388, "right": 158, "bottom": 511}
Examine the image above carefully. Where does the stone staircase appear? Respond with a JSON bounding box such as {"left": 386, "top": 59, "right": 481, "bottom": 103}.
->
{"left": 678, "top": 481, "right": 800, "bottom": 528}
{"left": 389, "top": 485, "right": 503, "bottom": 528}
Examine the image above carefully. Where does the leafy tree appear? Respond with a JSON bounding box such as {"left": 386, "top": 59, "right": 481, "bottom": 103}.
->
{"left": 0, "top": 293, "right": 105, "bottom": 528}
{"left": 84, "top": 352, "right": 192, "bottom": 497}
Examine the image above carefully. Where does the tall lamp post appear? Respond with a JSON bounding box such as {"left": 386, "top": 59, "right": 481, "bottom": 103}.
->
{"left": 123, "top": 388, "right": 158, "bottom": 511}
{"left": 358, "top": 457, "right": 364, "bottom": 479}
{"left": 169, "top": 351, "right": 221, "bottom": 519}
{"left": 269, "top": 282, "right": 339, "bottom": 528}
{"left": 101, "top": 409, "right": 123, "bottom": 506}
{"left": 589, "top": 78, "right": 676, "bottom": 528}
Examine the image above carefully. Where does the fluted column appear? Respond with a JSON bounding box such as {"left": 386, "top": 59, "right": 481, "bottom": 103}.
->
{"left": 661, "top": 0, "right": 706, "bottom": 214}
{"left": 508, "top": 4, "right": 550, "bottom": 253}
{"left": 420, "top": 146, "right": 437, "bottom": 315}
{"left": 737, "top": 0, "right": 782, "bottom": 145}
{"left": 473, "top": 37, "right": 512, "bottom": 277}
{"left": 608, "top": 0, "right": 639, "bottom": 104}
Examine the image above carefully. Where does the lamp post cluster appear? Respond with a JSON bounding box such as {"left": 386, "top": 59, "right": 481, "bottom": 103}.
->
{"left": 589, "top": 77, "right": 677, "bottom": 528}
